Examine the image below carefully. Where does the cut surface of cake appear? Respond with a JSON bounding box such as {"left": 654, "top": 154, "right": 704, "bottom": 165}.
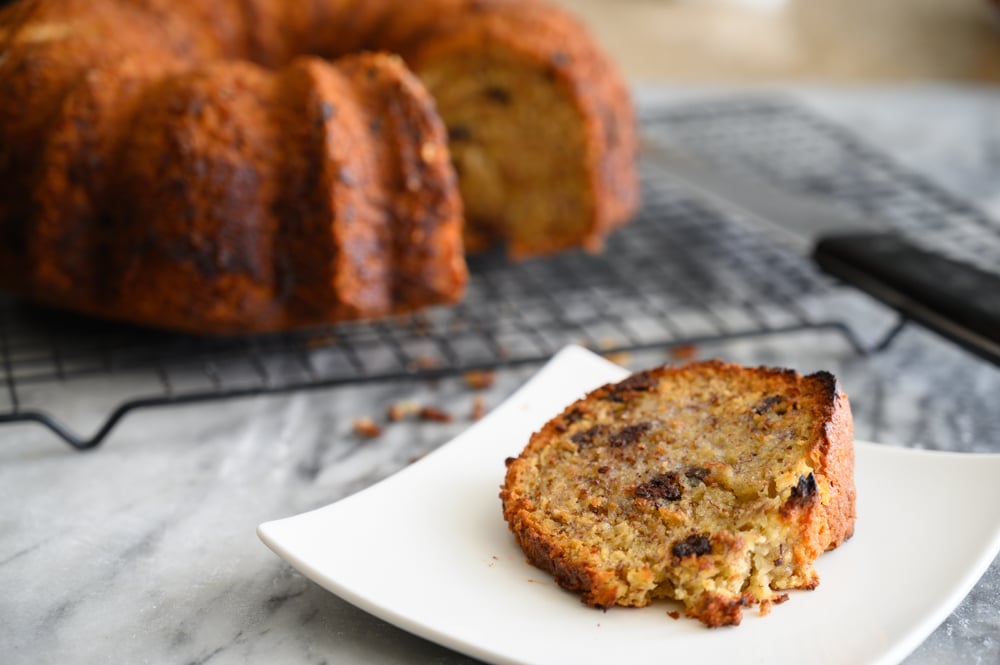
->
{"left": 500, "top": 360, "right": 855, "bottom": 627}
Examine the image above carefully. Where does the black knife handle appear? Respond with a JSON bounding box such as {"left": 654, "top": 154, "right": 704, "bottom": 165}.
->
{"left": 813, "top": 232, "right": 1000, "bottom": 365}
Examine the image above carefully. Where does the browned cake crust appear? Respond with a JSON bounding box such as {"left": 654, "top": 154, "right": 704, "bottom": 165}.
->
{"left": 0, "top": 0, "right": 637, "bottom": 333}
{"left": 500, "top": 360, "right": 855, "bottom": 627}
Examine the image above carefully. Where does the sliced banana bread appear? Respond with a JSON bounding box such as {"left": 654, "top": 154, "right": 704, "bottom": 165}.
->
{"left": 500, "top": 360, "right": 855, "bottom": 627}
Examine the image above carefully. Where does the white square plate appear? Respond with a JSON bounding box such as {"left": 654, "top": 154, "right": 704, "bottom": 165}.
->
{"left": 259, "top": 346, "right": 1000, "bottom": 665}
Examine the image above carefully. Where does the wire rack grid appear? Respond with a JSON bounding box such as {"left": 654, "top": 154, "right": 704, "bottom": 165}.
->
{"left": 1, "top": 97, "right": 996, "bottom": 450}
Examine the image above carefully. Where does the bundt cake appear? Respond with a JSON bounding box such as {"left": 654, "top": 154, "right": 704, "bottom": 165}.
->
{"left": 0, "top": 0, "right": 638, "bottom": 333}
{"left": 500, "top": 360, "right": 855, "bottom": 627}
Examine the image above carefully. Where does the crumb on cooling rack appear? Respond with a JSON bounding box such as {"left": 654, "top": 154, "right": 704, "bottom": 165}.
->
{"left": 669, "top": 344, "right": 698, "bottom": 360}
{"left": 463, "top": 369, "right": 496, "bottom": 390}
{"left": 413, "top": 354, "right": 439, "bottom": 370}
{"left": 419, "top": 406, "right": 453, "bottom": 423}
{"left": 598, "top": 336, "right": 619, "bottom": 350}
{"left": 352, "top": 417, "right": 383, "bottom": 438}
{"left": 471, "top": 395, "right": 487, "bottom": 420}
{"left": 602, "top": 351, "right": 631, "bottom": 366}
{"left": 304, "top": 331, "right": 339, "bottom": 349}
{"left": 386, "top": 400, "right": 420, "bottom": 421}
{"left": 409, "top": 313, "right": 431, "bottom": 336}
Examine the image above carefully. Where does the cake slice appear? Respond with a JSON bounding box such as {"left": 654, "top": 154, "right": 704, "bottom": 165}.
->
{"left": 500, "top": 360, "right": 855, "bottom": 627}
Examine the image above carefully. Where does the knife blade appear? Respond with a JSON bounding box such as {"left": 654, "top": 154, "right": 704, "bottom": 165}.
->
{"left": 643, "top": 142, "right": 1000, "bottom": 366}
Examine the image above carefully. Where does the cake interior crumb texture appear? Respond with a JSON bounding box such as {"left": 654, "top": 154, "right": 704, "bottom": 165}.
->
{"left": 500, "top": 360, "right": 856, "bottom": 627}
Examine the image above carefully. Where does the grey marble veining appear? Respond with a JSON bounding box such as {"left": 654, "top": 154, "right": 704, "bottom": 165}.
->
{"left": 3, "top": 85, "right": 1000, "bottom": 664}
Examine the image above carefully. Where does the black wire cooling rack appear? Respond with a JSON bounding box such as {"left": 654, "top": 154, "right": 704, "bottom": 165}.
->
{"left": 2, "top": 97, "right": 997, "bottom": 450}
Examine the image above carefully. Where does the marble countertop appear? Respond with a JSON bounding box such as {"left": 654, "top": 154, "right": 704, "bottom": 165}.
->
{"left": 3, "top": 86, "right": 1000, "bottom": 664}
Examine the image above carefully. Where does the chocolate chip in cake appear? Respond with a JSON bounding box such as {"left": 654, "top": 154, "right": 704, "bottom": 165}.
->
{"left": 785, "top": 473, "right": 818, "bottom": 510}
{"left": 672, "top": 534, "right": 712, "bottom": 558}
{"left": 447, "top": 124, "right": 471, "bottom": 141}
{"left": 753, "top": 395, "right": 787, "bottom": 415}
{"left": 608, "top": 422, "right": 651, "bottom": 448}
{"left": 483, "top": 86, "right": 511, "bottom": 105}
{"left": 634, "top": 472, "right": 683, "bottom": 503}
{"left": 604, "top": 372, "right": 658, "bottom": 402}
{"left": 571, "top": 424, "right": 610, "bottom": 449}
{"left": 564, "top": 408, "right": 585, "bottom": 425}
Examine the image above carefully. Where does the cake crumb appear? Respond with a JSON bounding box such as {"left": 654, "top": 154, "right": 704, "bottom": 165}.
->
{"left": 387, "top": 400, "right": 420, "bottom": 421}
{"left": 419, "top": 406, "right": 453, "bottom": 423}
{"left": 471, "top": 395, "right": 487, "bottom": 420}
{"left": 667, "top": 611, "right": 681, "bottom": 620}
{"left": 305, "top": 332, "right": 339, "bottom": 349}
{"left": 463, "top": 369, "right": 496, "bottom": 390}
{"left": 602, "top": 351, "right": 631, "bottom": 366}
{"left": 410, "top": 314, "right": 431, "bottom": 336}
{"left": 669, "top": 344, "right": 698, "bottom": 360}
{"left": 598, "top": 336, "right": 618, "bottom": 350}
{"left": 759, "top": 595, "right": 789, "bottom": 616}
{"left": 352, "top": 417, "right": 382, "bottom": 438}
{"left": 414, "top": 354, "right": 439, "bottom": 369}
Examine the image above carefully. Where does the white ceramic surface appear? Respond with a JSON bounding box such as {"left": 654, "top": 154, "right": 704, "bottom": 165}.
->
{"left": 259, "top": 345, "right": 1000, "bottom": 665}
